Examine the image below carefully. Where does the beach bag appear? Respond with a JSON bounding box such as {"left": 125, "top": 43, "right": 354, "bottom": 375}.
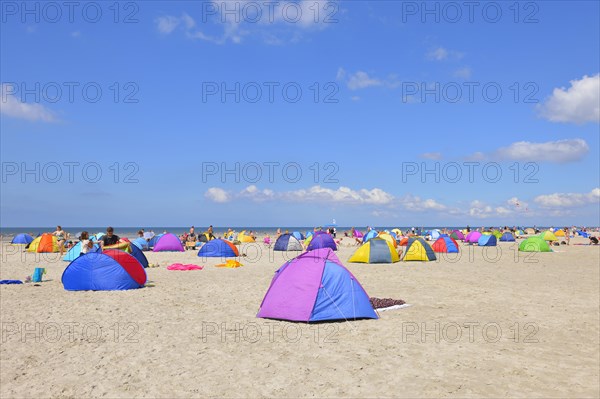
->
{"left": 32, "top": 268, "right": 46, "bottom": 283}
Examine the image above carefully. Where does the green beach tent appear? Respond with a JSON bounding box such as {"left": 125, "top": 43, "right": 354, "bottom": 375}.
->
{"left": 519, "top": 236, "right": 551, "bottom": 252}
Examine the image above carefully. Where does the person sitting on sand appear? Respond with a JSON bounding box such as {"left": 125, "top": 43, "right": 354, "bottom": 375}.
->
{"left": 100, "top": 227, "right": 120, "bottom": 248}
{"left": 589, "top": 236, "right": 599, "bottom": 245}
{"left": 53, "top": 225, "right": 67, "bottom": 255}
{"left": 207, "top": 225, "right": 215, "bottom": 240}
{"left": 188, "top": 226, "right": 197, "bottom": 242}
{"left": 79, "top": 231, "right": 94, "bottom": 256}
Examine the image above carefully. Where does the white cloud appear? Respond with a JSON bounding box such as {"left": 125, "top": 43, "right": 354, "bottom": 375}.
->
{"left": 0, "top": 84, "right": 57, "bottom": 122}
{"left": 337, "top": 69, "right": 401, "bottom": 91}
{"left": 156, "top": 15, "right": 181, "bottom": 34}
{"left": 347, "top": 71, "right": 382, "bottom": 90}
{"left": 468, "top": 200, "right": 494, "bottom": 219}
{"left": 538, "top": 74, "right": 600, "bottom": 124}
{"left": 467, "top": 139, "right": 589, "bottom": 164}
{"left": 281, "top": 186, "right": 394, "bottom": 205}
{"left": 205, "top": 185, "right": 395, "bottom": 205}
{"left": 155, "top": 1, "right": 336, "bottom": 45}
{"left": 453, "top": 67, "right": 472, "bottom": 79}
{"left": 428, "top": 47, "right": 448, "bottom": 61}
{"left": 205, "top": 187, "right": 230, "bottom": 203}
{"left": 399, "top": 194, "right": 446, "bottom": 211}
{"left": 427, "top": 47, "right": 463, "bottom": 61}
{"left": 421, "top": 152, "right": 443, "bottom": 160}
{"left": 534, "top": 188, "right": 600, "bottom": 208}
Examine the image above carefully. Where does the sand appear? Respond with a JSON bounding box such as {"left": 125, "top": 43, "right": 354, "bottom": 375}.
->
{"left": 1, "top": 235, "right": 599, "bottom": 398}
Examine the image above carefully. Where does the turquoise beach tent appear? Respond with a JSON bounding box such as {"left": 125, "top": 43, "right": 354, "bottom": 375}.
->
{"left": 63, "top": 241, "right": 100, "bottom": 262}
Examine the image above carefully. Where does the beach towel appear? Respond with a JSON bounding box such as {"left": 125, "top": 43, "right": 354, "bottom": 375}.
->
{"left": 376, "top": 304, "right": 412, "bottom": 312}
{"left": 369, "top": 297, "right": 412, "bottom": 312}
{"left": 0, "top": 280, "right": 23, "bottom": 284}
{"left": 215, "top": 259, "right": 243, "bottom": 268}
{"left": 167, "top": 263, "right": 204, "bottom": 271}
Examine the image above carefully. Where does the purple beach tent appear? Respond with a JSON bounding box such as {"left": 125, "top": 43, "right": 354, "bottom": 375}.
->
{"left": 257, "top": 248, "right": 377, "bottom": 322}
{"left": 306, "top": 231, "right": 337, "bottom": 251}
{"left": 153, "top": 233, "right": 184, "bottom": 252}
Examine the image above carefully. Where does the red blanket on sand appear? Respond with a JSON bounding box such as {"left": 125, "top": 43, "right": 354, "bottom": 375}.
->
{"left": 167, "top": 263, "right": 204, "bottom": 271}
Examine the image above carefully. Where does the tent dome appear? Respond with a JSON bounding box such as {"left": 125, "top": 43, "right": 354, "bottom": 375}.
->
{"left": 27, "top": 234, "right": 59, "bottom": 253}
{"left": 499, "top": 232, "right": 516, "bottom": 242}
{"left": 153, "top": 233, "right": 184, "bottom": 252}
{"left": 257, "top": 248, "right": 377, "bottom": 322}
{"left": 273, "top": 234, "right": 303, "bottom": 251}
{"left": 348, "top": 238, "right": 399, "bottom": 264}
{"left": 519, "top": 237, "right": 551, "bottom": 252}
{"left": 432, "top": 236, "right": 460, "bottom": 253}
{"left": 197, "top": 239, "right": 239, "bottom": 258}
{"left": 11, "top": 233, "right": 33, "bottom": 245}
{"left": 62, "top": 249, "right": 146, "bottom": 291}
{"left": 478, "top": 234, "right": 497, "bottom": 246}
{"left": 465, "top": 231, "right": 482, "bottom": 244}
{"left": 307, "top": 232, "right": 337, "bottom": 251}
{"left": 403, "top": 237, "right": 436, "bottom": 261}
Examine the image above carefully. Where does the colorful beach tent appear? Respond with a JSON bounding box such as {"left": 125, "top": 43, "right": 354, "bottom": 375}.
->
{"left": 197, "top": 239, "right": 239, "bottom": 258}
{"left": 348, "top": 238, "right": 399, "bottom": 264}
{"left": 450, "top": 230, "right": 465, "bottom": 241}
{"left": 26, "top": 234, "right": 59, "bottom": 253}
{"left": 377, "top": 232, "right": 398, "bottom": 248}
{"left": 465, "top": 231, "right": 482, "bottom": 244}
{"left": 132, "top": 237, "right": 149, "bottom": 250}
{"left": 153, "top": 233, "right": 184, "bottom": 252}
{"left": 432, "top": 236, "right": 460, "bottom": 253}
{"left": 353, "top": 230, "right": 364, "bottom": 238}
{"left": 519, "top": 237, "right": 551, "bottom": 252}
{"left": 63, "top": 241, "right": 100, "bottom": 262}
{"left": 391, "top": 228, "right": 402, "bottom": 236}
{"left": 273, "top": 234, "right": 303, "bottom": 251}
{"left": 291, "top": 231, "right": 305, "bottom": 241}
{"left": 499, "top": 232, "right": 516, "bottom": 242}
{"left": 129, "top": 243, "right": 149, "bottom": 268}
{"left": 525, "top": 228, "right": 536, "bottom": 235}
{"left": 362, "top": 230, "right": 378, "bottom": 244}
{"left": 198, "top": 232, "right": 215, "bottom": 243}
{"left": 429, "top": 229, "right": 442, "bottom": 240}
{"left": 257, "top": 248, "right": 377, "bottom": 322}
{"left": 478, "top": 234, "right": 497, "bottom": 246}
{"left": 237, "top": 231, "right": 256, "bottom": 243}
{"left": 403, "top": 237, "right": 437, "bottom": 261}
{"left": 11, "top": 233, "right": 33, "bottom": 245}
{"left": 307, "top": 232, "right": 337, "bottom": 251}
{"left": 539, "top": 230, "right": 558, "bottom": 242}
{"left": 62, "top": 249, "right": 147, "bottom": 291}
{"left": 554, "top": 230, "right": 566, "bottom": 237}
{"left": 147, "top": 234, "right": 163, "bottom": 248}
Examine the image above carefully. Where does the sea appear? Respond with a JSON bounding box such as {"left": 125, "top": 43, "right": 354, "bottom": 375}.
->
{"left": 0, "top": 225, "right": 543, "bottom": 240}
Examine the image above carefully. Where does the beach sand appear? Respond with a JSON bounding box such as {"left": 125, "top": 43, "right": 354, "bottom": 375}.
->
{"left": 1, "top": 235, "right": 599, "bottom": 398}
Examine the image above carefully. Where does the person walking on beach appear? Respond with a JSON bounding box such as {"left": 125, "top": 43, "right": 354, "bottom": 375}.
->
{"left": 100, "top": 227, "right": 120, "bottom": 248}
{"left": 53, "top": 225, "right": 67, "bottom": 255}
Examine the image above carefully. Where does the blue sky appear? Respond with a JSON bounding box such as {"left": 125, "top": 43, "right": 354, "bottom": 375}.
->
{"left": 1, "top": 1, "right": 599, "bottom": 228}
